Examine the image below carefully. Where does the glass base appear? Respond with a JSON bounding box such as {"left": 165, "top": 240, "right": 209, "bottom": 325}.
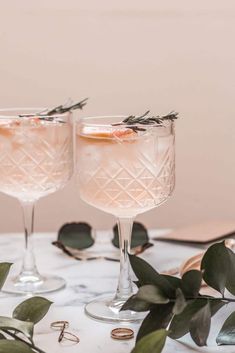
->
{"left": 85, "top": 295, "right": 146, "bottom": 323}
{"left": 2, "top": 273, "right": 66, "bottom": 294}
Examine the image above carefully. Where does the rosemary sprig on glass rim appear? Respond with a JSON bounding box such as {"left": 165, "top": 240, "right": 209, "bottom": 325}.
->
{"left": 112, "top": 110, "right": 178, "bottom": 132}
{"left": 18, "top": 98, "right": 88, "bottom": 121}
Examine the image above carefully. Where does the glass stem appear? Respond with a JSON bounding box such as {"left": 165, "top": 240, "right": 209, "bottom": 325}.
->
{"left": 20, "top": 201, "right": 39, "bottom": 279}
{"left": 115, "top": 217, "right": 134, "bottom": 301}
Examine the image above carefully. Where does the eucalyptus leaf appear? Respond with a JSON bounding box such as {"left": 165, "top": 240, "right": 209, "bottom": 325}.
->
{"left": 121, "top": 295, "right": 151, "bottom": 312}
{"left": 189, "top": 301, "right": 211, "bottom": 346}
{"left": 13, "top": 297, "right": 52, "bottom": 324}
{"left": 0, "top": 339, "right": 34, "bottom": 353}
{"left": 216, "top": 311, "right": 235, "bottom": 345}
{"left": 201, "top": 241, "right": 229, "bottom": 295}
{"left": 132, "top": 329, "right": 168, "bottom": 353}
{"left": 0, "top": 317, "right": 33, "bottom": 339}
{"left": 181, "top": 270, "right": 202, "bottom": 298}
{"left": 136, "top": 304, "right": 173, "bottom": 342}
{"left": 0, "top": 263, "right": 12, "bottom": 290}
{"left": 58, "top": 222, "right": 94, "bottom": 249}
{"left": 173, "top": 288, "right": 187, "bottom": 315}
{"left": 129, "top": 255, "right": 174, "bottom": 296}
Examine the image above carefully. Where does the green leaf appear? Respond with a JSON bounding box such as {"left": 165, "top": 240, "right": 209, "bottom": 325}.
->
{"left": 137, "top": 304, "right": 173, "bottom": 342}
{"left": 181, "top": 270, "right": 202, "bottom": 298}
{"left": 0, "top": 263, "right": 12, "bottom": 290}
{"left": 132, "top": 329, "right": 168, "bottom": 353}
{"left": 225, "top": 248, "right": 235, "bottom": 295}
{"left": 58, "top": 222, "right": 94, "bottom": 249}
{"left": 135, "top": 285, "right": 169, "bottom": 304}
{"left": 169, "top": 298, "right": 225, "bottom": 340}
{"left": 0, "top": 340, "right": 34, "bottom": 353}
{"left": 169, "top": 299, "right": 208, "bottom": 339}
{"left": 121, "top": 295, "right": 151, "bottom": 312}
{"left": 210, "top": 299, "right": 226, "bottom": 316}
{"left": 161, "top": 275, "right": 181, "bottom": 290}
{"left": 129, "top": 255, "right": 174, "bottom": 296}
{"left": 189, "top": 301, "right": 211, "bottom": 346}
{"left": 0, "top": 334, "right": 5, "bottom": 340}
{"left": 216, "top": 311, "right": 235, "bottom": 345}
{"left": 173, "top": 288, "right": 187, "bottom": 315}
{"left": 201, "top": 241, "right": 229, "bottom": 295}
{"left": 0, "top": 316, "right": 33, "bottom": 339}
{"left": 13, "top": 297, "right": 52, "bottom": 324}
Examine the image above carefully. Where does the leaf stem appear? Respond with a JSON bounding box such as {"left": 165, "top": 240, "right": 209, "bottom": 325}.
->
{"left": 169, "top": 296, "right": 235, "bottom": 303}
{"left": 1, "top": 329, "right": 46, "bottom": 353}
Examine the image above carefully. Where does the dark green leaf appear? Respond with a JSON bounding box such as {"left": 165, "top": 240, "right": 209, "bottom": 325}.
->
{"left": 0, "top": 263, "right": 12, "bottom": 290}
{"left": 173, "top": 288, "right": 187, "bottom": 315}
{"left": 58, "top": 222, "right": 94, "bottom": 249}
{"left": 181, "top": 270, "right": 202, "bottom": 298}
{"left": 13, "top": 297, "right": 52, "bottom": 324}
{"left": 112, "top": 222, "right": 149, "bottom": 249}
{"left": 121, "top": 295, "right": 151, "bottom": 312}
{"left": 161, "top": 275, "right": 181, "bottom": 290}
{"left": 0, "top": 334, "right": 5, "bottom": 340}
{"left": 189, "top": 301, "right": 211, "bottom": 346}
{"left": 169, "top": 299, "right": 208, "bottom": 339}
{"left": 225, "top": 248, "right": 235, "bottom": 295}
{"left": 129, "top": 255, "right": 174, "bottom": 296}
{"left": 201, "top": 241, "right": 229, "bottom": 295}
{"left": 216, "top": 311, "right": 235, "bottom": 345}
{"left": 0, "top": 339, "right": 34, "bottom": 353}
{"left": 169, "top": 298, "right": 225, "bottom": 340}
{"left": 135, "top": 285, "right": 169, "bottom": 304}
{"left": 132, "top": 329, "right": 168, "bottom": 353}
{"left": 137, "top": 304, "right": 173, "bottom": 342}
{"left": 0, "top": 317, "right": 33, "bottom": 339}
{"left": 210, "top": 299, "right": 226, "bottom": 316}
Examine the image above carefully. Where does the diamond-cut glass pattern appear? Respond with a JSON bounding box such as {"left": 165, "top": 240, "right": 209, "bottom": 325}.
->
{"left": 0, "top": 123, "right": 73, "bottom": 201}
{"left": 78, "top": 131, "right": 175, "bottom": 217}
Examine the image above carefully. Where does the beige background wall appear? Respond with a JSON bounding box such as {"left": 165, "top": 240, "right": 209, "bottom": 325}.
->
{"left": 0, "top": 0, "right": 235, "bottom": 232}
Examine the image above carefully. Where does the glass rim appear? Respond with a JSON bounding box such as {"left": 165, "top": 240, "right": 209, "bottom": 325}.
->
{"left": 78, "top": 115, "right": 173, "bottom": 129}
{"left": 0, "top": 107, "right": 71, "bottom": 119}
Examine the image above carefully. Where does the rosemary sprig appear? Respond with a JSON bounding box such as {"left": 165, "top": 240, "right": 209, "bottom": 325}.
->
{"left": 113, "top": 111, "right": 178, "bottom": 132}
{"left": 42, "top": 98, "right": 88, "bottom": 116}
{"left": 19, "top": 98, "right": 88, "bottom": 119}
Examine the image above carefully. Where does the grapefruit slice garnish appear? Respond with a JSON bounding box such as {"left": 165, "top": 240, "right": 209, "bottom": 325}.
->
{"left": 81, "top": 128, "right": 135, "bottom": 140}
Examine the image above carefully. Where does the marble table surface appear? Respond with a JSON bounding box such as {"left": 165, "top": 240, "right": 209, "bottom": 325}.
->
{"left": 0, "top": 230, "right": 234, "bottom": 353}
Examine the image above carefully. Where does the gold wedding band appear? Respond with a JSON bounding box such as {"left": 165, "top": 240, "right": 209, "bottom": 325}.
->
{"left": 62, "top": 331, "right": 80, "bottom": 343}
{"left": 111, "top": 328, "right": 134, "bottom": 340}
{"left": 50, "top": 321, "right": 69, "bottom": 330}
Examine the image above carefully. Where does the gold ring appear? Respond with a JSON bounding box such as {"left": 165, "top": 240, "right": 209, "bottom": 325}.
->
{"left": 62, "top": 331, "right": 80, "bottom": 343}
{"left": 50, "top": 321, "right": 69, "bottom": 330}
{"left": 111, "top": 328, "right": 134, "bottom": 340}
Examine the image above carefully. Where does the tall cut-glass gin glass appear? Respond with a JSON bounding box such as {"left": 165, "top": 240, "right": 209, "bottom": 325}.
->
{"left": 0, "top": 109, "right": 74, "bottom": 294}
{"left": 76, "top": 116, "right": 175, "bottom": 322}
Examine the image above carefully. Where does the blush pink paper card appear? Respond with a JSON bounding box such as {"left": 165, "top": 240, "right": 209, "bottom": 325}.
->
{"left": 156, "top": 221, "right": 235, "bottom": 244}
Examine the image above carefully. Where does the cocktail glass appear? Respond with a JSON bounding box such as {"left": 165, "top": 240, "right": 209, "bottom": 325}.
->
{"left": 0, "top": 108, "right": 74, "bottom": 294}
{"left": 76, "top": 116, "right": 175, "bottom": 322}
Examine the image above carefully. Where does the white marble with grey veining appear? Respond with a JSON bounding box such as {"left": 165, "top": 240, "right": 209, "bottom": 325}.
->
{"left": 0, "top": 230, "right": 234, "bottom": 353}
